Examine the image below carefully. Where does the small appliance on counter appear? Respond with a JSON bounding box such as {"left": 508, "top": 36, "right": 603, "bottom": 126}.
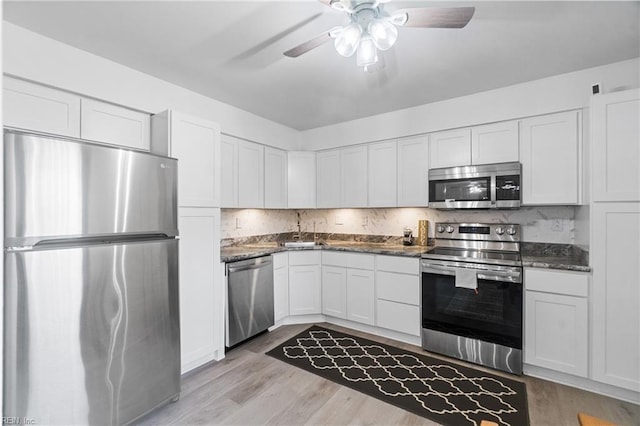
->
{"left": 402, "top": 227, "right": 414, "bottom": 246}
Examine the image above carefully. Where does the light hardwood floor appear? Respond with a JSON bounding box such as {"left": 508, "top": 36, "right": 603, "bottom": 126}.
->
{"left": 137, "top": 323, "right": 640, "bottom": 425}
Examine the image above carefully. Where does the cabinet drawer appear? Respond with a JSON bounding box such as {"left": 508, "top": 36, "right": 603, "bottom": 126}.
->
{"left": 377, "top": 271, "right": 419, "bottom": 305}
{"left": 525, "top": 268, "right": 589, "bottom": 297}
{"left": 289, "top": 250, "right": 321, "bottom": 266}
{"left": 376, "top": 299, "right": 420, "bottom": 336}
{"left": 272, "top": 252, "right": 288, "bottom": 269}
{"left": 376, "top": 255, "right": 419, "bottom": 274}
{"left": 323, "top": 251, "right": 374, "bottom": 270}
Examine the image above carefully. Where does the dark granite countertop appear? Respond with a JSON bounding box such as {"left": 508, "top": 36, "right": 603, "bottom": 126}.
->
{"left": 221, "top": 234, "right": 591, "bottom": 273}
{"left": 221, "top": 240, "right": 433, "bottom": 263}
{"left": 521, "top": 242, "right": 591, "bottom": 272}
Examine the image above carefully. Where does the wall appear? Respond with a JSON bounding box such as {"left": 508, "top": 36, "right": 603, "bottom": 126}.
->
{"left": 221, "top": 206, "right": 576, "bottom": 244}
{"left": 298, "top": 58, "right": 640, "bottom": 150}
{"left": 2, "top": 21, "right": 298, "bottom": 150}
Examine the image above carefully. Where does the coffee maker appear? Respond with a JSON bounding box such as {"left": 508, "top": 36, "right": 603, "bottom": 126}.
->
{"left": 402, "top": 228, "right": 414, "bottom": 246}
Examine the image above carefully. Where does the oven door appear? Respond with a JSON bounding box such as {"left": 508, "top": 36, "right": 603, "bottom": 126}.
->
{"left": 421, "top": 260, "right": 522, "bottom": 349}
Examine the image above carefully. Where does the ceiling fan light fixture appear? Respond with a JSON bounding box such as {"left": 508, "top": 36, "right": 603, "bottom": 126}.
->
{"left": 356, "top": 36, "right": 378, "bottom": 68}
{"left": 334, "top": 22, "right": 362, "bottom": 57}
{"left": 389, "top": 12, "right": 409, "bottom": 27}
{"left": 369, "top": 18, "right": 398, "bottom": 50}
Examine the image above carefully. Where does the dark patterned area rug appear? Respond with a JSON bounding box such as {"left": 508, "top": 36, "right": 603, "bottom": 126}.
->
{"left": 266, "top": 325, "right": 529, "bottom": 426}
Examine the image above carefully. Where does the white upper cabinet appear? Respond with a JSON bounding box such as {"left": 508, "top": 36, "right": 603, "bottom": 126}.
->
{"left": 288, "top": 151, "right": 316, "bottom": 208}
{"left": 519, "top": 110, "right": 581, "bottom": 205}
{"left": 220, "top": 135, "right": 239, "bottom": 208}
{"left": 238, "top": 140, "right": 264, "bottom": 208}
{"left": 316, "top": 149, "right": 341, "bottom": 208}
{"left": 317, "top": 146, "right": 367, "bottom": 208}
{"left": 264, "top": 147, "right": 288, "bottom": 208}
{"left": 591, "top": 89, "right": 640, "bottom": 202}
{"left": 341, "top": 145, "right": 368, "bottom": 207}
{"left": 471, "top": 121, "right": 519, "bottom": 165}
{"left": 151, "top": 110, "right": 220, "bottom": 207}
{"left": 3, "top": 76, "right": 80, "bottom": 137}
{"left": 81, "top": 98, "right": 150, "bottom": 150}
{"left": 220, "top": 136, "right": 265, "bottom": 208}
{"left": 397, "top": 135, "right": 429, "bottom": 207}
{"left": 429, "top": 128, "right": 471, "bottom": 168}
{"left": 368, "top": 140, "right": 397, "bottom": 207}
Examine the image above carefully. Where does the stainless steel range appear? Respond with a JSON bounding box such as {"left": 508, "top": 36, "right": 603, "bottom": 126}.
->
{"left": 421, "top": 223, "right": 523, "bottom": 374}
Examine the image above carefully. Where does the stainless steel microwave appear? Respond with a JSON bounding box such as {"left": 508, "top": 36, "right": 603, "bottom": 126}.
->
{"left": 428, "top": 162, "right": 521, "bottom": 209}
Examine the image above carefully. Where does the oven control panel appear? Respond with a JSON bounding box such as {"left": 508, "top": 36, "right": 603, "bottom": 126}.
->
{"left": 434, "top": 223, "right": 520, "bottom": 242}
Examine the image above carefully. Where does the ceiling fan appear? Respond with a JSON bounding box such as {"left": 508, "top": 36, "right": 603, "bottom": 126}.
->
{"left": 284, "top": 0, "right": 475, "bottom": 71}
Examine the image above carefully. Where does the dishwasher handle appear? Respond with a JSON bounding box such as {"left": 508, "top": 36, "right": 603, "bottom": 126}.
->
{"left": 227, "top": 256, "right": 273, "bottom": 274}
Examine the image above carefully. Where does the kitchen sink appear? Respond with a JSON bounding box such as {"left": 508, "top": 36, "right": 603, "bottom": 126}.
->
{"left": 283, "top": 241, "right": 317, "bottom": 248}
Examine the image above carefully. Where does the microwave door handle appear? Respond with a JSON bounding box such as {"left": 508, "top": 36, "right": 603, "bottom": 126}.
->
{"left": 490, "top": 174, "right": 497, "bottom": 206}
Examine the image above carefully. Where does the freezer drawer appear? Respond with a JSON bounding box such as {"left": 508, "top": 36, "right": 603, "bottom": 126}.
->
{"left": 3, "top": 239, "right": 180, "bottom": 425}
{"left": 4, "top": 131, "right": 178, "bottom": 246}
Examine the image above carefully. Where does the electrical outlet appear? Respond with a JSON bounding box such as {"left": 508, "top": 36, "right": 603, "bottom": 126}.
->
{"left": 551, "top": 219, "right": 563, "bottom": 232}
{"left": 236, "top": 217, "right": 242, "bottom": 229}
{"left": 335, "top": 213, "right": 344, "bottom": 225}
{"left": 362, "top": 216, "right": 368, "bottom": 226}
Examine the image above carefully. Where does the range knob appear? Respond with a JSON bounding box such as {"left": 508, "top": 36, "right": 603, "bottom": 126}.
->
{"left": 495, "top": 226, "right": 505, "bottom": 235}
{"left": 446, "top": 225, "right": 455, "bottom": 233}
{"left": 437, "top": 225, "right": 445, "bottom": 234}
{"left": 506, "top": 226, "right": 517, "bottom": 236}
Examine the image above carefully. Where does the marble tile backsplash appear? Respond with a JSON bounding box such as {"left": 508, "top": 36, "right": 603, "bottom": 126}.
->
{"left": 221, "top": 206, "right": 577, "bottom": 244}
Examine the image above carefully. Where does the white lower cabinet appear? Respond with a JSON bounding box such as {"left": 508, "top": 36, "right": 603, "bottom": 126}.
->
{"left": 524, "top": 268, "right": 589, "bottom": 378}
{"left": 322, "top": 252, "right": 375, "bottom": 326}
{"left": 288, "top": 251, "right": 322, "bottom": 315}
{"left": 591, "top": 202, "right": 640, "bottom": 392}
{"left": 322, "top": 266, "right": 347, "bottom": 319}
{"left": 375, "top": 256, "right": 421, "bottom": 336}
{"left": 273, "top": 252, "right": 289, "bottom": 322}
{"left": 178, "top": 207, "right": 220, "bottom": 374}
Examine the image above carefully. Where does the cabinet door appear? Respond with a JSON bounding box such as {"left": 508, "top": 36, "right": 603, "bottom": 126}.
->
{"left": 520, "top": 111, "right": 580, "bottom": 205}
{"left": 220, "top": 135, "right": 239, "bottom": 208}
{"left": 264, "top": 147, "right": 288, "bottom": 208}
{"left": 273, "top": 253, "right": 289, "bottom": 322}
{"left": 322, "top": 266, "right": 347, "bottom": 319}
{"left": 376, "top": 299, "right": 420, "bottom": 336}
{"left": 429, "top": 128, "right": 471, "bottom": 168}
{"left": 471, "top": 121, "right": 519, "bottom": 165}
{"left": 368, "top": 141, "right": 397, "bottom": 207}
{"left": 238, "top": 140, "right": 264, "bottom": 208}
{"left": 3, "top": 76, "right": 80, "bottom": 137}
{"left": 81, "top": 98, "right": 150, "bottom": 150}
{"left": 592, "top": 202, "right": 640, "bottom": 391}
{"left": 178, "top": 208, "right": 219, "bottom": 373}
{"left": 288, "top": 151, "right": 316, "bottom": 208}
{"left": 341, "top": 145, "right": 368, "bottom": 207}
{"left": 591, "top": 89, "right": 640, "bottom": 202}
{"left": 168, "top": 111, "right": 221, "bottom": 207}
{"left": 316, "top": 150, "right": 341, "bottom": 208}
{"left": 524, "top": 291, "right": 588, "bottom": 378}
{"left": 289, "top": 265, "right": 321, "bottom": 315}
{"left": 397, "top": 135, "right": 429, "bottom": 207}
{"left": 347, "top": 269, "right": 375, "bottom": 325}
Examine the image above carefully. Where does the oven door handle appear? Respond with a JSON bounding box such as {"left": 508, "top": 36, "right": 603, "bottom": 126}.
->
{"left": 422, "top": 265, "right": 522, "bottom": 283}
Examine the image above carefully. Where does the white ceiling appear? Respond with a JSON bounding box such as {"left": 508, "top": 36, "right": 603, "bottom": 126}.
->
{"left": 3, "top": 1, "right": 639, "bottom": 130}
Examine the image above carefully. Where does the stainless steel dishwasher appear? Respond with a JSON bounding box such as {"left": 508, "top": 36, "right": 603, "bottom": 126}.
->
{"left": 226, "top": 255, "right": 274, "bottom": 348}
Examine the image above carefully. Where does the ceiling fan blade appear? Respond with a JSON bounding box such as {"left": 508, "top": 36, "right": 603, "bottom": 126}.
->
{"left": 397, "top": 6, "right": 475, "bottom": 29}
{"left": 284, "top": 31, "right": 332, "bottom": 58}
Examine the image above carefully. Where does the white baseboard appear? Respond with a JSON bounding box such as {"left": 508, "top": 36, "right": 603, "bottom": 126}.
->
{"left": 524, "top": 364, "right": 640, "bottom": 405}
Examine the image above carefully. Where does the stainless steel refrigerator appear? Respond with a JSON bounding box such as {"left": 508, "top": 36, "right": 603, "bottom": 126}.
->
{"left": 3, "top": 130, "right": 181, "bottom": 425}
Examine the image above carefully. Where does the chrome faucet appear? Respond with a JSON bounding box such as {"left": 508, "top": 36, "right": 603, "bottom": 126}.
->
{"left": 294, "top": 212, "right": 302, "bottom": 240}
